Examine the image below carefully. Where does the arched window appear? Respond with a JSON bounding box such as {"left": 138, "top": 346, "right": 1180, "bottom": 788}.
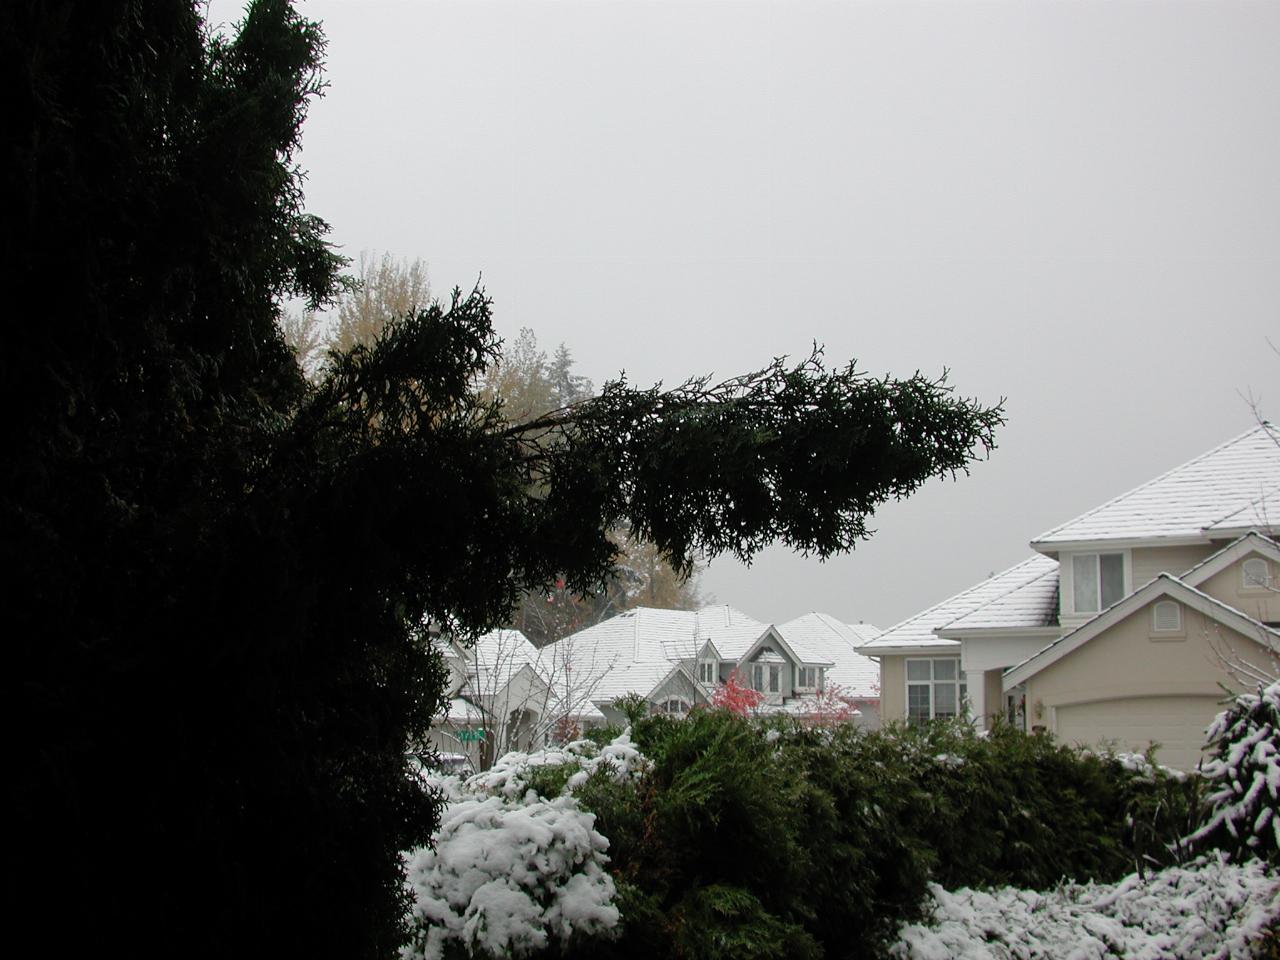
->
{"left": 658, "top": 697, "right": 690, "bottom": 716}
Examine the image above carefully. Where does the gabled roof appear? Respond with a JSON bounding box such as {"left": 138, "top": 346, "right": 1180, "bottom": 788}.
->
{"left": 455, "top": 629, "right": 540, "bottom": 692}
{"left": 540, "top": 604, "right": 763, "bottom": 704}
{"left": 858, "top": 556, "right": 1056, "bottom": 656}
{"left": 938, "top": 561, "right": 1060, "bottom": 635}
{"left": 776, "top": 613, "right": 882, "bottom": 697}
{"left": 1002, "top": 575, "right": 1280, "bottom": 690}
{"left": 1031, "top": 424, "right": 1280, "bottom": 550}
{"left": 1181, "top": 531, "right": 1280, "bottom": 588}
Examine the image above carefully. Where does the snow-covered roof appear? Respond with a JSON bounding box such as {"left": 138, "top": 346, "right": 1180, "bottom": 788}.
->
{"left": 1031, "top": 424, "right": 1280, "bottom": 550}
{"left": 463, "top": 628, "right": 540, "bottom": 691}
{"left": 543, "top": 604, "right": 881, "bottom": 705}
{"left": 859, "top": 556, "right": 1057, "bottom": 654}
{"left": 776, "top": 612, "right": 882, "bottom": 697}
{"left": 441, "top": 696, "right": 484, "bottom": 725}
{"left": 536, "top": 605, "right": 762, "bottom": 704}
{"left": 938, "top": 560, "right": 1060, "bottom": 633}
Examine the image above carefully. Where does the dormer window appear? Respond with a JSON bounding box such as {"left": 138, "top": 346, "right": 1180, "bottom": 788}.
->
{"left": 698, "top": 660, "right": 717, "bottom": 684}
{"left": 1072, "top": 552, "right": 1124, "bottom": 613}
{"left": 1242, "top": 557, "right": 1271, "bottom": 591}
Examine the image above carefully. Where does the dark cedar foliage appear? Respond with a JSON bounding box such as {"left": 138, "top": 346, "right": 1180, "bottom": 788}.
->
{"left": 4, "top": 1, "right": 1001, "bottom": 955}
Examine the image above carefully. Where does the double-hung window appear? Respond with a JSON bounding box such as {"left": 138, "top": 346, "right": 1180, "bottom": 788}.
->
{"left": 1072, "top": 552, "right": 1124, "bottom": 613}
{"left": 768, "top": 664, "right": 781, "bottom": 694}
{"left": 698, "top": 660, "right": 717, "bottom": 684}
{"left": 751, "top": 664, "right": 765, "bottom": 691}
{"left": 906, "top": 658, "right": 966, "bottom": 723}
{"left": 797, "top": 666, "right": 817, "bottom": 689}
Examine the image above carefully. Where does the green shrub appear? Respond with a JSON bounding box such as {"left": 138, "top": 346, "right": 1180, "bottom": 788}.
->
{"left": 512, "top": 711, "right": 1198, "bottom": 960}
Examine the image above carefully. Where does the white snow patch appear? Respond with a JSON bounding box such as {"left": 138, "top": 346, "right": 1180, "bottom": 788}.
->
{"left": 889, "top": 854, "right": 1279, "bottom": 960}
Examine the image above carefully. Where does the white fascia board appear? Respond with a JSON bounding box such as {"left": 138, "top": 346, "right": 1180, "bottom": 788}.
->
{"left": 1202, "top": 524, "right": 1280, "bottom": 541}
{"left": 1030, "top": 535, "right": 1210, "bottom": 555}
{"left": 1003, "top": 575, "right": 1280, "bottom": 691}
{"left": 697, "top": 638, "right": 722, "bottom": 661}
{"left": 936, "top": 625, "right": 1061, "bottom": 640}
{"left": 853, "top": 641, "right": 962, "bottom": 658}
{"left": 1182, "top": 532, "right": 1280, "bottom": 588}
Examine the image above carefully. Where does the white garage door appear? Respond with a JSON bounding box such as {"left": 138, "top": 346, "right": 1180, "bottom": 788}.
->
{"left": 1054, "top": 695, "right": 1223, "bottom": 772}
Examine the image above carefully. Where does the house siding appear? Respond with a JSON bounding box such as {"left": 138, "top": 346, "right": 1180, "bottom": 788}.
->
{"left": 1131, "top": 544, "right": 1218, "bottom": 586}
{"left": 879, "top": 656, "right": 906, "bottom": 722}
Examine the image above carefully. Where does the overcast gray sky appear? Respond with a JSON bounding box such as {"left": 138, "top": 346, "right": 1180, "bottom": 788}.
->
{"left": 212, "top": 0, "right": 1280, "bottom": 630}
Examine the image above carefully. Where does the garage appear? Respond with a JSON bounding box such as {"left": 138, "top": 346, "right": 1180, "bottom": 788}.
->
{"left": 1054, "top": 695, "right": 1223, "bottom": 772}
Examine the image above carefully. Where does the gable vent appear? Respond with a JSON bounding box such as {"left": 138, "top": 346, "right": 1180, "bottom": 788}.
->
{"left": 1243, "top": 557, "right": 1270, "bottom": 590}
{"left": 1152, "top": 600, "right": 1182, "bottom": 633}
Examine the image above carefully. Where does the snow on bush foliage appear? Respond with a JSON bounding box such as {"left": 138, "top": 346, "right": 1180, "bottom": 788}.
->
{"left": 1188, "top": 680, "right": 1280, "bottom": 863}
{"left": 889, "top": 853, "right": 1279, "bottom": 960}
{"left": 402, "top": 733, "right": 645, "bottom": 959}
{"left": 463, "top": 732, "right": 649, "bottom": 799}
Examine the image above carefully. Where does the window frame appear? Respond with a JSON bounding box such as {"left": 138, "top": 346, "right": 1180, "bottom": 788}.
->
{"left": 1069, "top": 550, "right": 1128, "bottom": 615}
{"left": 905, "top": 657, "right": 967, "bottom": 724}
{"left": 697, "top": 660, "right": 717, "bottom": 685}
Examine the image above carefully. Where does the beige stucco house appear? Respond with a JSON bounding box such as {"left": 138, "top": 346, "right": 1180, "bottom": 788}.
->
{"left": 859, "top": 424, "right": 1280, "bottom": 771}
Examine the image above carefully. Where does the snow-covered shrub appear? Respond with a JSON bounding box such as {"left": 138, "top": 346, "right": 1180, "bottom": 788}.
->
{"left": 402, "top": 793, "right": 618, "bottom": 960}
{"left": 402, "top": 732, "right": 645, "bottom": 959}
{"left": 1189, "top": 680, "right": 1280, "bottom": 863}
{"left": 889, "top": 853, "right": 1280, "bottom": 960}
{"left": 464, "top": 732, "right": 648, "bottom": 801}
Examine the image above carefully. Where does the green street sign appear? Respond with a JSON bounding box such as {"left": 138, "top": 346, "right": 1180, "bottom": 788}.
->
{"left": 457, "top": 728, "right": 487, "bottom": 743}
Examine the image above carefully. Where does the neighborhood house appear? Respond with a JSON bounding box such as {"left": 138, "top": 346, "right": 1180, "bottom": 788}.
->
{"left": 430, "top": 605, "right": 882, "bottom": 768}
{"left": 859, "top": 424, "right": 1280, "bottom": 770}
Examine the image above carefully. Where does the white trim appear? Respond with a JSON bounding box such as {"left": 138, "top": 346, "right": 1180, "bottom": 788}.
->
{"left": 905, "top": 656, "right": 966, "bottom": 722}
{"left": 856, "top": 644, "right": 962, "bottom": 659}
{"left": 1003, "top": 575, "right": 1280, "bottom": 690}
{"left": 1063, "top": 548, "right": 1130, "bottom": 617}
{"left": 1032, "top": 535, "right": 1210, "bottom": 556}
{"left": 936, "top": 625, "right": 1061, "bottom": 640}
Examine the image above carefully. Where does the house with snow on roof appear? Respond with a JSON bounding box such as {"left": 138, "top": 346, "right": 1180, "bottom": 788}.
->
{"left": 429, "top": 628, "right": 560, "bottom": 770}
{"left": 544, "top": 605, "right": 883, "bottom": 728}
{"left": 858, "top": 423, "right": 1280, "bottom": 771}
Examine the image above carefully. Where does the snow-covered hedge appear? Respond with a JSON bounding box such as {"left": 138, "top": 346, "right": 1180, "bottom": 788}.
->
{"left": 401, "top": 734, "right": 645, "bottom": 960}
{"left": 890, "top": 853, "right": 1280, "bottom": 960}
{"left": 1188, "top": 680, "right": 1280, "bottom": 863}
{"left": 464, "top": 733, "right": 648, "bottom": 800}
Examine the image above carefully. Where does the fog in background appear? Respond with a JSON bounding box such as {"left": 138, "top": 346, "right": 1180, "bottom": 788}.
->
{"left": 209, "top": 0, "right": 1280, "bottom": 630}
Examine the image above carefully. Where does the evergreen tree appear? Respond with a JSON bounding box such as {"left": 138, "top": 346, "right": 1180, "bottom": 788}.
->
{"left": 5, "top": 1, "right": 1002, "bottom": 955}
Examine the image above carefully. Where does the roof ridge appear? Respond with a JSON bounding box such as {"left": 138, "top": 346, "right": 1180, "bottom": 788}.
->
{"left": 1031, "top": 424, "right": 1274, "bottom": 546}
